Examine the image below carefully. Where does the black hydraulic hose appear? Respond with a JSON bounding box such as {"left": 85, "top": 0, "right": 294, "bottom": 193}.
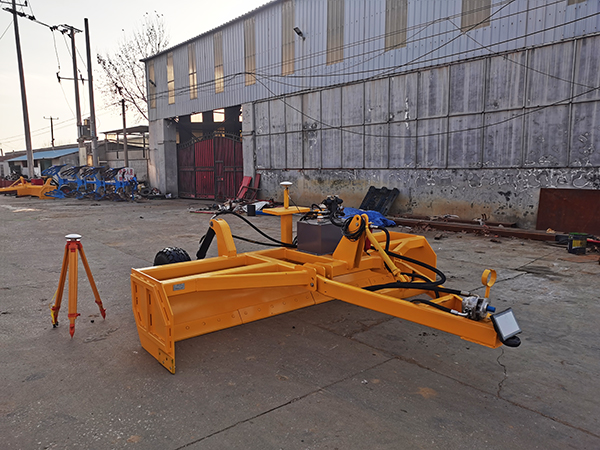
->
{"left": 401, "top": 272, "right": 430, "bottom": 282}
{"left": 400, "top": 271, "right": 441, "bottom": 297}
{"left": 410, "top": 299, "right": 453, "bottom": 313}
{"left": 329, "top": 213, "right": 346, "bottom": 227}
{"left": 342, "top": 215, "right": 366, "bottom": 241}
{"left": 362, "top": 227, "right": 471, "bottom": 298}
{"left": 231, "top": 234, "right": 287, "bottom": 247}
{"left": 214, "top": 210, "right": 297, "bottom": 248}
{"left": 364, "top": 281, "right": 463, "bottom": 296}
{"left": 379, "top": 227, "right": 447, "bottom": 286}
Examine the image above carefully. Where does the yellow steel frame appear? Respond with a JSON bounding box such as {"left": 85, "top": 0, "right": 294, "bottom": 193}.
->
{"left": 0, "top": 177, "right": 56, "bottom": 199}
{"left": 131, "top": 214, "right": 501, "bottom": 374}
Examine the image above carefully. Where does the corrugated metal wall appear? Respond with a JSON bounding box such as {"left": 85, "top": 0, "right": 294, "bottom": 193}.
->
{"left": 147, "top": 0, "right": 600, "bottom": 121}
{"left": 252, "top": 34, "right": 600, "bottom": 170}
{"left": 248, "top": 33, "right": 600, "bottom": 225}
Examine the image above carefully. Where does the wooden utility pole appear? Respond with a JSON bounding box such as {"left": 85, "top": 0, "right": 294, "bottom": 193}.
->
{"left": 84, "top": 18, "right": 98, "bottom": 166}
{"left": 121, "top": 99, "right": 129, "bottom": 166}
{"left": 44, "top": 116, "right": 59, "bottom": 148}
{"left": 10, "top": 0, "right": 34, "bottom": 177}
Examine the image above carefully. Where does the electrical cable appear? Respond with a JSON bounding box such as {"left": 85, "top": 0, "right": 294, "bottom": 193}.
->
{"left": 153, "top": 0, "right": 513, "bottom": 75}
{"left": 0, "top": 19, "right": 12, "bottom": 41}
{"left": 143, "top": 12, "right": 600, "bottom": 148}
{"left": 252, "top": 71, "right": 600, "bottom": 143}
{"left": 146, "top": 0, "right": 574, "bottom": 102}
{"left": 4, "top": 2, "right": 594, "bottom": 149}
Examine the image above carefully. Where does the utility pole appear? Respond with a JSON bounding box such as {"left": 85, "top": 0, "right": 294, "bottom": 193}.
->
{"left": 58, "top": 24, "right": 84, "bottom": 165}
{"left": 84, "top": 18, "right": 98, "bottom": 166}
{"left": 8, "top": 0, "right": 35, "bottom": 177}
{"left": 44, "top": 116, "right": 59, "bottom": 148}
{"left": 121, "top": 99, "right": 129, "bottom": 166}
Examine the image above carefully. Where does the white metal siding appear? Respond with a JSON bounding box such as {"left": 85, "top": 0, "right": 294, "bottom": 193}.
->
{"left": 147, "top": 0, "right": 600, "bottom": 121}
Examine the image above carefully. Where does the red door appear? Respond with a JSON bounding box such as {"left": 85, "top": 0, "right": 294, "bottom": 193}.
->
{"left": 178, "top": 134, "right": 242, "bottom": 200}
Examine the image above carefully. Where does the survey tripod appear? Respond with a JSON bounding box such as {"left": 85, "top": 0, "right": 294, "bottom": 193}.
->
{"left": 50, "top": 234, "right": 106, "bottom": 337}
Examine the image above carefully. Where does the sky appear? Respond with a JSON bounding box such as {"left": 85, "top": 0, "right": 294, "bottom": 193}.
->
{"left": 0, "top": 0, "right": 269, "bottom": 154}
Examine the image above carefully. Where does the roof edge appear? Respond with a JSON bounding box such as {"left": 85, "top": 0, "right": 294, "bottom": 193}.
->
{"left": 141, "top": 0, "right": 280, "bottom": 63}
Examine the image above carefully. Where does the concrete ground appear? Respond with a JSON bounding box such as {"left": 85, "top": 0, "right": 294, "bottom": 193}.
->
{"left": 0, "top": 195, "right": 599, "bottom": 450}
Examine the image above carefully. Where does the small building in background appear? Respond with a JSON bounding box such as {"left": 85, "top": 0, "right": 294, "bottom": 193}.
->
{"left": 1, "top": 126, "right": 150, "bottom": 183}
{"left": 2, "top": 145, "right": 79, "bottom": 179}
{"left": 99, "top": 125, "right": 149, "bottom": 183}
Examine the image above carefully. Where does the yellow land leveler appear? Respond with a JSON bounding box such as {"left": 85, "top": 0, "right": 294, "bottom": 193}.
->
{"left": 0, "top": 176, "right": 56, "bottom": 199}
{"left": 131, "top": 185, "right": 521, "bottom": 374}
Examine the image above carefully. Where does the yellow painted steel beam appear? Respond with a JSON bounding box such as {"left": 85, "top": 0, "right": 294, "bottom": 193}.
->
{"left": 315, "top": 275, "right": 500, "bottom": 348}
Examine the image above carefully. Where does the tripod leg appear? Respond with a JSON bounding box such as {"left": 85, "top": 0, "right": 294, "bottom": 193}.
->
{"left": 50, "top": 244, "right": 70, "bottom": 327}
{"left": 67, "top": 242, "right": 80, "bottom": 338}
{"left": 78, "top": 246, "right": 106, "bottom": 319}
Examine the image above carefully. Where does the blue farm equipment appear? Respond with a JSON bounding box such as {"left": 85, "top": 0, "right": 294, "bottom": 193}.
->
{"left": 41, "top": 165, "right": 138, "bottom": 201}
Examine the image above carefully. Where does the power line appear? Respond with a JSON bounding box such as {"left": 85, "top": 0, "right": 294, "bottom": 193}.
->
{"left": 0, "top": 101, "right": 121, "bottom": 144}
{"left": 251, "top": 2, "right": 588, "bottom": 84}
{"left": 253, "top": 71, "right": 600, "bottom": 142}
{"left": 249, "top": 0, "right": 526, "bottom": 80}
{"left": 251, "top": 10, "right": 600, "bottom": 95}
{"left": 151, "top": 1, "right": 571, "bottom": 99}
{"left": 216, "top": 0, "right": 563, "bottom": 84}
{"left": 0, "top": 18, "right": 11, "bottom": 40}
{"left": 147, "top": 8, "right": 600, "bottom": 103}
{"left": 143, "top": 0, "right": 528, "bottom": 101}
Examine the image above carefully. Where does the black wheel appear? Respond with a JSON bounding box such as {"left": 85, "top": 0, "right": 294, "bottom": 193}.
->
{"left": 153, "top": 247, "right": 192, "bottom": 266}
{"left": 140, "top": 188, "right": 151, "bottom": 197}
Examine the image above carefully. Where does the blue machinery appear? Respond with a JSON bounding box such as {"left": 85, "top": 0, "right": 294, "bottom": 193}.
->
{"left": 42, "top": 165, "right": 138, "bottom": 200}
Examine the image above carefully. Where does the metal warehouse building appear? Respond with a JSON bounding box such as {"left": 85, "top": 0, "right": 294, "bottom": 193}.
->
{"left": 143, "top": 0, "right": 600, "bottom": 228}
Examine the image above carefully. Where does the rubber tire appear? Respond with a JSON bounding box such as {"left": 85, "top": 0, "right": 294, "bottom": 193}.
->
{"left": 140, "top": 188, "right": 151, "bottom": 197}
{"left": 153, "top": 247, "right": 192, "bottom": 266}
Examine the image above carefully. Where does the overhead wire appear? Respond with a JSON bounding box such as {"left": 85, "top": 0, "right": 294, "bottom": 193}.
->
{"left": 0, "top": 19, "right": 12, "bottom": 41}
{"left": 252, "top": 68, "right": 600, "bottom": 142}
{"left": 0, "top": 101, "right": 122, "bottom": 145}
{"left": 250, "top": 0, "right": 520, "bottom": 80}
{"left": 147, "top": 0, "right": 519, "bottom": 101}
{"left": 207, "top": 0, "right": 554, "bottom": 86}
{"left": 3, "top": 1, "right": 595, "bottom": 147}
{"left": 247, "top": 10, "right": 600, "bottom": 92}
{"left": 141, "top": 10, "right": 600, "bottom": 145}
{"left": 147, "top": 1, "right": 593, "bottom": 103}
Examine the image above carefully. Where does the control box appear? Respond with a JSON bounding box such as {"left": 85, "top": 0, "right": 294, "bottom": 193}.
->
{"left": 296, "top": 219, "right": 342, "bottom": 255}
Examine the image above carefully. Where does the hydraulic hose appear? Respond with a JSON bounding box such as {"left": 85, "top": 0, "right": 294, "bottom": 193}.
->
{"left": 214, "top": 210, "right": 297, "bottom": 249}
{"left": 342, "top": 215, "right": 367, "bottom": 241}
{"left": 410, "top": 299, "right": 467, "bottom": 316}
{"left": 379, "top": 227, "right": 447, "bottom": 286}
{"left": 364, "top": 227, "right": 470, "bottom": 297}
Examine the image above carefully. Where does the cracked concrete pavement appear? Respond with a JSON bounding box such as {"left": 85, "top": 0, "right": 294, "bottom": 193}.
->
{"left": 1, "top": 195, "right": 599, "bottom": 449}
